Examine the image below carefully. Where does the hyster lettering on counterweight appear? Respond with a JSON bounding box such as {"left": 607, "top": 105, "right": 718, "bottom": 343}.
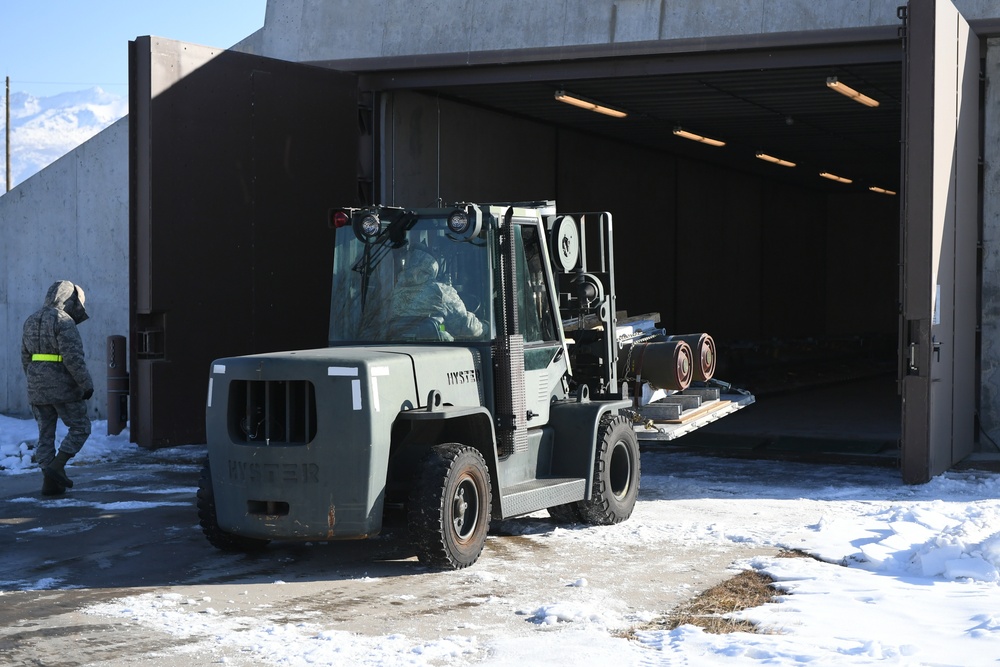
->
{"left": 447, "top": 369, "right": 478, "bottom": 385}
{"left": 229, "top": 460, "right": 320, "bottom": 484}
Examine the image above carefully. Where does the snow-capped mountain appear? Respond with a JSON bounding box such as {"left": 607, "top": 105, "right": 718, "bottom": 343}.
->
{"left": 1, "top": 87, "right": 127, "bottom": 189}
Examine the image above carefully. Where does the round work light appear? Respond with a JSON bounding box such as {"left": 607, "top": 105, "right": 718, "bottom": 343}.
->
{"left": 359, "top": 213, "right": 381, "bottom": 237}
{"left": 448, "top": 210, "right": 470, "bottom": 234}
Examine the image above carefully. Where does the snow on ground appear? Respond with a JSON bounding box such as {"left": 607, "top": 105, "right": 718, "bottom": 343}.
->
{"left": 3, "top": 412, "right": 1000, "bottom": 665}
{"left": 0, "top": 414, "right": 138, "bottom": 474}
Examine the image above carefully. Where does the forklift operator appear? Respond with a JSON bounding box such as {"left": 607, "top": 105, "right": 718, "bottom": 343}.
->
{"left": 389, "top": 244, "right": 485, "bottom": 341}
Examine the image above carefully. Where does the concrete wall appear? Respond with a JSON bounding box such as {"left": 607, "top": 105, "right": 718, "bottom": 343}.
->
{"left": 259, "top": 0, "right": 1000, "bottom": 65}
{"left": 0, "top": 118, "right": 129, "bottom": 419}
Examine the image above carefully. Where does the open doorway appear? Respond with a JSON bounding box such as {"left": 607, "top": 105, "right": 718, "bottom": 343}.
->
{"left": 362, "top": 45, "right": 905, "bottom": 465}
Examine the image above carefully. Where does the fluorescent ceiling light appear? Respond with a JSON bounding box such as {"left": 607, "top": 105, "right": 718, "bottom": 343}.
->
{"left": 755, "top": 152, "right": 796, "bottom": 167}
{"left": 869, "top": 186, "right": 897, "bottom": 195}
{"left": 826, "top": 77, "right": 880, "bottom": 108}
{"left": 673, "top": 127, "right": 726, "bottom": 147}
{"left": 819, "top": 171, "right": 853, "bottom": 184}
{"left": 554, "top": 90, "right": 627, "bottom": 118}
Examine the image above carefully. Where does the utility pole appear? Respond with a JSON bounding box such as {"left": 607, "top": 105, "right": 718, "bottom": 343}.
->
{"left": 5, "top": 76, "right": 10, "bottom": 193}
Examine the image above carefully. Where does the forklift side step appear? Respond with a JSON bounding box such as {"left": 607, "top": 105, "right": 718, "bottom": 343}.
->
{"left": 500, "top": 477, "right": 586, "bottom": 518}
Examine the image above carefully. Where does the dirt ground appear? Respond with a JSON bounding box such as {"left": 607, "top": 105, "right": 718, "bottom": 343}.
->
{"left": 0, "top": 445, "right": 776, "bottom": 666}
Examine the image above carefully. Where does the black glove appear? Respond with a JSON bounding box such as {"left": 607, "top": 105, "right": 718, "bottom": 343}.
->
{"left": 82, "top": 388, "right": 94, "bottom": 400}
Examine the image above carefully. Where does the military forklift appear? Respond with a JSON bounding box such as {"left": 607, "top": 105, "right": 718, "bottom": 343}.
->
{"left": 198, "top": 202, "right": 752, "bottom": 569}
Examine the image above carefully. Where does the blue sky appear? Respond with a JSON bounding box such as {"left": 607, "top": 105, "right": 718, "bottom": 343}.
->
{"left": 1, "top": 1, "right": 267, "bottom": 97}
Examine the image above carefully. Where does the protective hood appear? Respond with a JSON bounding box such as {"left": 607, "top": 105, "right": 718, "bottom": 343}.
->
{"left": 398, "top": 248, "right": 439, "bottom": 287}
{"left": 44, "top": 280, "right": 89, "bottom": 324}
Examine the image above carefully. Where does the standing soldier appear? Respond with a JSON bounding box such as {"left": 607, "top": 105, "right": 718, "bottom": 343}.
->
{"left": 21, "top": 280, "right": 94, "bottom": 496}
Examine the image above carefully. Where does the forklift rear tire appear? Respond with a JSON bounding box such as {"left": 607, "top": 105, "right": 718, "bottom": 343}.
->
{"left": 577, "top": 414, "right": 640, "bottom": 525}
{"left": 197, "top": 460, "right": 269, "bottom": 552}
{"left": 547, "top": 502, "right": 584, "bottom": 524}
{"left": 408, "top": 443, "right": 492, "bottom": 569}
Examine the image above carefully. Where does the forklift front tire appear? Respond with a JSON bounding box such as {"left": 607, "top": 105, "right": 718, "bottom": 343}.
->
{"left": 577, "top": 414, "right": 640, "bottom": 525}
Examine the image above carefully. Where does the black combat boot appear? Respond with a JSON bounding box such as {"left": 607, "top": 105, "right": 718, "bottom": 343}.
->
{"left": 43, "top": 451, "right": 74, "bottom": 488}
{"left": 41, "top": 475, "right": 66, "bottom": 496}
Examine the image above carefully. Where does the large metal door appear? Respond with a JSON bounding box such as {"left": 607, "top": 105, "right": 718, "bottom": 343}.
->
{"left": 900, "top": 0, "right": 978, "bottom": 483}
{"left": 130, "top": 37, "right": 360, "bottom": 447}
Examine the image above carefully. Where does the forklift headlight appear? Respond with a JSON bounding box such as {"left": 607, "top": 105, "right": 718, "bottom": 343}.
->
{"left": 359, "top": 213, "right": 381, "bottom": 237}
{"left": 448, "top": 210, "right": 469, "bottom": 234}
{"left": 446, "top": 204, "right": 482, "bottom": 241}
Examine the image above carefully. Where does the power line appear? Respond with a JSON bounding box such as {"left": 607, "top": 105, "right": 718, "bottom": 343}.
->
{"left": 10, "top": 80, "right": 127, "bottom": 87}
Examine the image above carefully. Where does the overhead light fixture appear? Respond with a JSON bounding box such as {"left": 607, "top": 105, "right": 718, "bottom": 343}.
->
{"left": 554, "top": 90, "right": 627, "bottom": 118}
{"left": 819, "top": 171, "right": 853, "bottom": 184}
{"left": 673, "top": 127, "right": 726, "bottom": 147}
{"left": 869, "top": 186, "right": 897, "bottom": 196}
{"left": 826, "top": 76, "right": 880, "bottom": 108}
{"left": 755, "top": 152, "right": 796, "bottom": 168}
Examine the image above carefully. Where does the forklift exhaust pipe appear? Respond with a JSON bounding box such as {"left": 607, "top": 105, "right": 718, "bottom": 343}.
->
{"left": 619, "top": 340, "right": 694, "bottom": 391}
{"left": 106, "top": 335, "right": 129, "bottom": 436}
{"left": 665, "top": 333, "right": 716, "bottom": 382}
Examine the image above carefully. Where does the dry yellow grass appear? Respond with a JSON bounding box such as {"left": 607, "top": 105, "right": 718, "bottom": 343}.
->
{"left": 623, "top": 550, "right": 808, "bottom": 638}
{"left": 664, "top": 569, "right": 779, "bottom": 634}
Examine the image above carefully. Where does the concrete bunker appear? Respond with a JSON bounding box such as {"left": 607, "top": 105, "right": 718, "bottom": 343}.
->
{"left": 130, "top": 1, "right": 981, "bottom": 482}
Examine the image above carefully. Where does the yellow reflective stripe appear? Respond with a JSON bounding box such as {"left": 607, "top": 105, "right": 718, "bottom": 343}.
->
{"left": 32, "top": 354, "right": 63, "bottom": 362}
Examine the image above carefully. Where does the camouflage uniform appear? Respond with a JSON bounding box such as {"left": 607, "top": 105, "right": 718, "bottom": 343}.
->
{"left": 389, "top": 248, "right": 485, "bottom": 341}
{"left": 21, "top": 281, "right": 94, "bottom": 481}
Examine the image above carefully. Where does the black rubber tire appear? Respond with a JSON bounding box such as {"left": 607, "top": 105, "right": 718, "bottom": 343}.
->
{"left": 408, "top": 443, "right": 492, "bottom": 569}
{"left": 547, "top": 502, "right": 584, "bottom": 524}
{"left": 577, "top": 414, "right": 640, "bottom": 525}
{"left": 197, "top": 460, "right": 269, "bottom": 552}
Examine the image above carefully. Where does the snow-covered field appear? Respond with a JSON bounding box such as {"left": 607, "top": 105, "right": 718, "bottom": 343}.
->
{"left": 3, "top": 413, "right": 1000, "bottom": 666}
